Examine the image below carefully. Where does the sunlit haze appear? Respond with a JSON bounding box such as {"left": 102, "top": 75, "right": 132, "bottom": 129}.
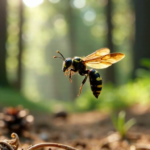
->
{"left": 23, "top": 0, "right": 44, "bottom": 7}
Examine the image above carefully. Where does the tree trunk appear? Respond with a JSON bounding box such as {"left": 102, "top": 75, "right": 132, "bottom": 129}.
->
{"left": 105, "top": 0, "right": 115, "bottom": 83}
{"left": 66, "top": 1, "right": 78, "bottom": 100}
{"left": 0, "top": 0, "right": 9, "bottom": 87}
{"left": 133, "top": 0, "right": 150, "bottom": 78}
{"left": 15, "top": 0, "right": 24, "bottom": 90}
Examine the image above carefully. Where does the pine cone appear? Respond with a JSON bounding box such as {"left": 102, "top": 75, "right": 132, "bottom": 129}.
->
{"left": 0, "top": 106, "right": 34, "bottom": 135}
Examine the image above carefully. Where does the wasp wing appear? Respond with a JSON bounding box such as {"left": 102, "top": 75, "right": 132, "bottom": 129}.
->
{"left": 83, "top": 48, "right": 110, "bottom": 61}
{"left": 85, "top": 62, "right": 112, "bottom": 69}
{"left": 85, "top": 53, "right": 125, "bottom": 69}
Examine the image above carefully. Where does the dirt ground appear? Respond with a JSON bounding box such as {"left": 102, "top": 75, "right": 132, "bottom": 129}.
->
{"left": 1, "top": 104, "right": 150, "bottom": 150}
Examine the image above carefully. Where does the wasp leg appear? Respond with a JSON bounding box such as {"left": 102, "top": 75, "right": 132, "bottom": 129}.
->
{"left": 69, "top": 71, "right": 72, "bottom": 82}
{"left": 78, "top": 74, "right": 89, "bottom": 97}
{"left": 65, "top": 70, "right": 69, "bottom": 76}
{"left": 69, "top": 69, "right": 76, "bottom": 83}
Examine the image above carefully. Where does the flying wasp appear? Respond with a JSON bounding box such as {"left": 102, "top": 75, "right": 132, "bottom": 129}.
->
{"left": 53, "top": 48, "right": 125, "bottom": 98}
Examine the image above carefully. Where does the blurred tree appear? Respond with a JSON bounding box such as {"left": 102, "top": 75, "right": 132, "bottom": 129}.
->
{"left": 133, "top": 0, "right": 150, "bottom": 77}
{"left": 15, "top": 0, "right": 24, "bottom": 90}
{"left": 66, "top": 1, "right": 78, "bottom": 99}
{"left": 105, "top": 0, "right": 115, "bottom": 83}
{"left": 0, "top": 0, "right": 9, "bottom": 87}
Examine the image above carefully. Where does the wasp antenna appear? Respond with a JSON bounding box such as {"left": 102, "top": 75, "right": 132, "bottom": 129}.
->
{"left": 53, "top": 56, "right": 64, "bottom": 60}
{"left": 56, "top": 50, "right": 65, "bottom": 60}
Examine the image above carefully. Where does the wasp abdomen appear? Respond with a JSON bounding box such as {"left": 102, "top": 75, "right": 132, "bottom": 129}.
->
{"left": 89, "top": 69, "right": 102, "bottom": 98}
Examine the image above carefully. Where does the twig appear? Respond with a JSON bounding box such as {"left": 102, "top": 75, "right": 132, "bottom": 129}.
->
{"left": 0, "top": 141, "right": 14, "bottom": 150}
{"left": 27, "top": 143, "right": 79, "bottom": 150}
{"left": 0, "top": 133, "right": 78, "bottom": 150}
{"left": 1, "top": 133, "right": 19, "bottom": 150}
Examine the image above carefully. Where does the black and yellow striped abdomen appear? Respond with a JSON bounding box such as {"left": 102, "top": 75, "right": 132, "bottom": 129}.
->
{"left": 89, "top": 69, "right": 102, "bottom": 98}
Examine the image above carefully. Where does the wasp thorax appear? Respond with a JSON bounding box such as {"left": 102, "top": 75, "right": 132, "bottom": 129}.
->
{"left": 62, "top": 58, "right": 72, "bottom": 72}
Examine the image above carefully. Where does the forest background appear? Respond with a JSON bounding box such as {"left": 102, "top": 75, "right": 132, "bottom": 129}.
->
{"left": 0, "top": 0, "right": 150, "bottom": 113}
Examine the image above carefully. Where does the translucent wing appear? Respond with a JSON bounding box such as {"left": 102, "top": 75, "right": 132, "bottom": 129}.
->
{"left": 85, "top": 53, "right": 125, "bottom": 69}
{"left": 85, "top": 62, "right": 112, "bottom": 69}
{"left": 83, "top": 48, "right": 110, "bottom": 61}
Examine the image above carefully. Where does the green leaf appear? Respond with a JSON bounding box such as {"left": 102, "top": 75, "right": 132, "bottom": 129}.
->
{"left": 124, "top": 118, "right": 136, "bottom": 132}
{"left": 118, "top": 111, "right": 126, "bottom": 137}
{"left": 111, "top": 111, "right": 136, "bottom": 138}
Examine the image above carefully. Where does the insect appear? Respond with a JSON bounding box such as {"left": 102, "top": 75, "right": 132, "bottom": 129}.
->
{"left": 53, "top": 48, "right": 125, "bottom": 98}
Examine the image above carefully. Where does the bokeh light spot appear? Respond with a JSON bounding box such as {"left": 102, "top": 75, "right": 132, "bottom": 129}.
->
{"left": 72, "top": 0, "right": 86, "bottom": 9}
{"left": 84, "top": 10, "right": 96, "bottom": 22}
{"left": 49, "top": 0, "right": 60, "bottom": 3}
{"left": 23, "top": 0, "right": 44, "bottom": 7}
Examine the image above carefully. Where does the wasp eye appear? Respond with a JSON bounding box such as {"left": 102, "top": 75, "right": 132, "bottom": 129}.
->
{"left": 66, "top": 59, "right": 72, "bottom": 66}
{"left": 66, "top": 60, "right": 70, "bottom": 66}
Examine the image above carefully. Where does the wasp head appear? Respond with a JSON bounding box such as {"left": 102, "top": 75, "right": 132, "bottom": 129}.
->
{"left": 62, "top": 58, "right": 72, "bottom": 72}
{"left": 53, "top": 51, "right": 72, "bottom": 72}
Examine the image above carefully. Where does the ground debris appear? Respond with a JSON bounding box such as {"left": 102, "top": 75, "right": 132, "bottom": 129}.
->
{"left": 1, "top": 108, "right": 150, "bottom": 150}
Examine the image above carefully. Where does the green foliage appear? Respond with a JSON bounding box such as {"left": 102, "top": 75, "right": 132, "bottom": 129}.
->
{"left": 0, "top": 88, "right": 51, "bottom": 112}
{"left": 112, "top": 111, "right": 136, "bottom": 138}
{"left": 1, "top": 75, "right": 150, "bottom": 113}
{"left": 140, "top": 58, "right": 150, "bottom": 69}
{"left": 136, "top": 58, "right": 150, "bottom": 78}
{"left": 75, "top": 77, "right": 150, "bottom": 112}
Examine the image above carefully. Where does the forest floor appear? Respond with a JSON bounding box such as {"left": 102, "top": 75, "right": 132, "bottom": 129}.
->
{"left": 1, "top": 104, "right": 150, "bottom": 150}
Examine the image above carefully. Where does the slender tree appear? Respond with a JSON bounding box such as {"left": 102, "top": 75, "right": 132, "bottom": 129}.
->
{"left": 133, "top": 0, "right": 150, "bottom": 77}
{"left": 105, "top": 0, "right": 115, "bottom": 83}
{"left": 66, "top": 0, "right": 78, "bottom": 100}
{"left": 15, "top": 0, "right": 24, "bottom": 89}
{"left": 0, "top": 0, "right": 9, "bottom": 87}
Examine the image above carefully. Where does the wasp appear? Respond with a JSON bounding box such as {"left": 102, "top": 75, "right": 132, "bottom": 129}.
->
{"left": 53, "top": 48, "right": 125, "bottom": 98}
